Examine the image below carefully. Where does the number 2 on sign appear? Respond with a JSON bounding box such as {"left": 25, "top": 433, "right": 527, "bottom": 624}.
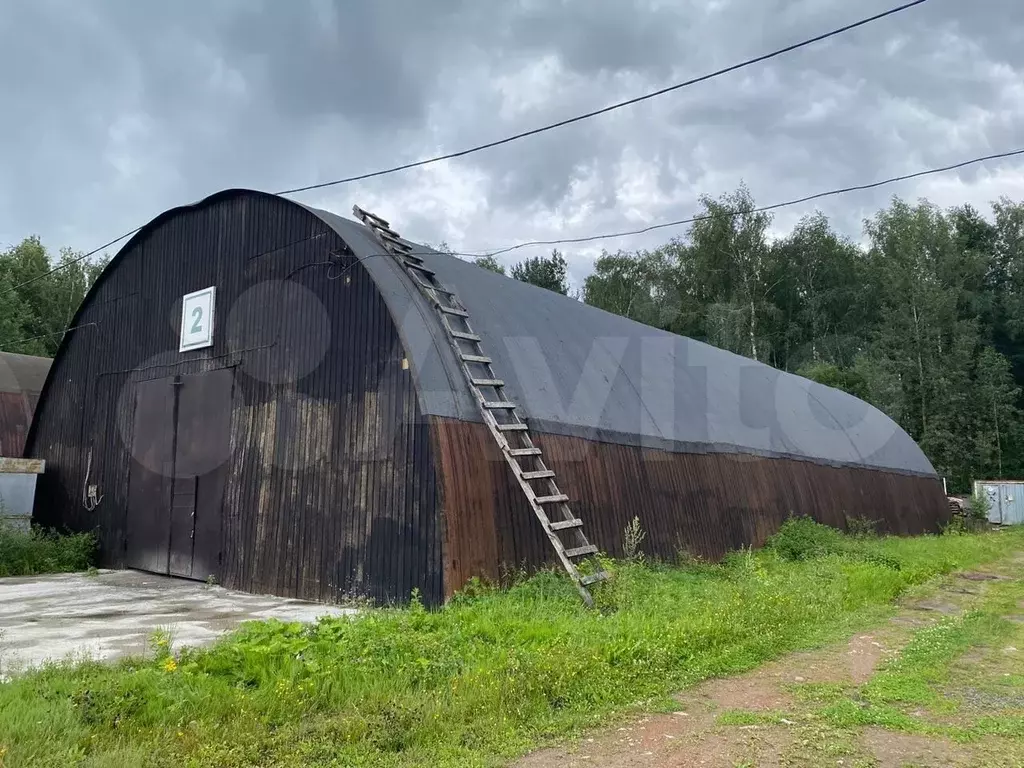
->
{"left": 179, "top": 286, "right": 215, "bottom": 352}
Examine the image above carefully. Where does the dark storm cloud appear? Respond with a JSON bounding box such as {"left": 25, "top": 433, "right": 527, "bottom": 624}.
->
{"left": 1, "top": 0, "right": 1022, "bottom": 284}
{"left": 450, "top": 0, "right": 1024, "bottom": 207}
{"left": 496, "top": 0, "right": 684, "bottom": 79}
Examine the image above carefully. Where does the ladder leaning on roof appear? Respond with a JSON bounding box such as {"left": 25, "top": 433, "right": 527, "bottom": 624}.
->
{"left": 353, "top": 204, "right": 611, "bottom": 607}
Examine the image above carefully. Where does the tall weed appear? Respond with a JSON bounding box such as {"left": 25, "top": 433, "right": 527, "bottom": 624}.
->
{"left": 0, "top": 522, "right": 97, "bottom": 577}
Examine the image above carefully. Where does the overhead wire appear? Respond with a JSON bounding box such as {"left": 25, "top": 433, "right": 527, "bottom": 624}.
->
{"left": 4, "top": 146, "right": 1024, "bottom": 353}
{"left": 0, "top": 227, "right": 140, "bottom": 299}
{"left": 275, "top": 0, "right": 931, "bottom": 195}
{"left": 476, "top": 147, "right": 1024, "bottom": 257}
{"left": 3, "top": 144, "right": 1024, "bottom": 334}
{"left": 0, "top": 323, "right": 99, "bottom": 353}
{"left": 0, "top": 0, "right": 931, "bottom": 298}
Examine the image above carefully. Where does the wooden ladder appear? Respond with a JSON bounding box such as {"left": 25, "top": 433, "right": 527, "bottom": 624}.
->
{"left": 353, "top": 205, "right": 610, "bottom": 607}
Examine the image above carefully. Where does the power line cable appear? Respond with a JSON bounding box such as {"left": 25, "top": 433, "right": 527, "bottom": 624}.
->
{"left": 275, "top": 0, "right": 931, "bottom": 195}
{"left": 1, "top": 227, "right": 140, "bottom": 299}
{"left": 478, "top": 147, "right": 1024, "bottom": 257}
{"left": 0, "top": 0, "right": 930, "bottom": 297}
{"left": 5, "top": 147, "right": 1024, "bottom": 352}
{"left": 4, "top": 144, "right": 1023, "bottom": 310}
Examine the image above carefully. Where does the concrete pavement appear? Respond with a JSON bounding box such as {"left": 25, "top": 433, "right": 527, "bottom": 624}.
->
{"left": 0, "top": 569, "right": 356, "bottom": 677}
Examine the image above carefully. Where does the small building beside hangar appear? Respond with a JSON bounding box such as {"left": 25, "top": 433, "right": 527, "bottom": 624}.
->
{"left": 26, "top": 189, "right": 949, "bottom": 606}
{"left": 0, "top": 351, "right": 50, "bottom": 457}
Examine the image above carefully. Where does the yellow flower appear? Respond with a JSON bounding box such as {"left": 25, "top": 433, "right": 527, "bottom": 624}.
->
{"left": 163, "top": 658, "right": 178, "bottom": 672}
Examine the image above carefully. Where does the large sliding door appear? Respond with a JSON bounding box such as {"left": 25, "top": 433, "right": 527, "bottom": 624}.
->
{"left": 125, "top": 369, "right": 234, "bottom": 579}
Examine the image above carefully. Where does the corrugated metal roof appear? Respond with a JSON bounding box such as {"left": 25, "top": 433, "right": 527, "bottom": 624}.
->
{"left": 307, "top": 204, "right": 936, "bottom": 478}
{"left": 0, "top": 352, "right": 51, "bottom": 396}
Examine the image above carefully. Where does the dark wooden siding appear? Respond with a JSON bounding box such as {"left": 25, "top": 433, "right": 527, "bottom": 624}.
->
{"left": 28, "top": 193, "right": 441, "bottom": 605}
{"left": 432, "top": 416, "right": 950, "bottom": 597}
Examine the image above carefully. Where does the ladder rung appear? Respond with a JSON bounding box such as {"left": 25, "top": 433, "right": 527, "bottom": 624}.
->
{"left": 565, "top": 544, "right": 598, "bottom": 558}
{"left": 550, "top": 518, "right": 583, "bottom": 531}
{"left": 462, "top": 354, "right": 492, "bottom": 364}
{"left": 472, "top": 378, "right": 504, "bottom": 387}
{"left": 536, "top": 493, "right": 569, "bottom": 505}
{"left": 521, "top": 470, "right": 555, "bottom": 480}
{"left": 354, "top": 205, "right": 390, "bottom": 227}
{"left": 581, "top": 571, "right": 610, "bottom": 586}
{"left": 413, "top": 276, "right": 453, "bottom": 295}
{"left": 382, "top": 231, "right": 411, "bottom": 251}
{"left": 483, "top": 401, "right": 516, "bottom": 410}
{"left": 450, "top": 331, "right": 481, "bottom": 342}
{"left": 508, "top": 447, "right": 541, "bottom": 457}
{"left": 496, "top": 423, "right": 529, "bottom": 432}
{"left": 407, "top": 262, "right": 436, "bottom": 276}
{"left": 439, "top": 305, "right": 469, "bottom": 317}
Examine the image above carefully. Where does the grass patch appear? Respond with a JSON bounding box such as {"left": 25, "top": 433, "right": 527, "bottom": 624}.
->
{"left": 812, "top": 573, "right": 1024, "bottom": 743}
{"left": 716, "top": 709, "right": 790, "bottom": 726}
{"left": 0, "top": 522, "right": 97, "bottom": 577}
{"left": 0, "top": 523, "right": 1022, "bottom": 767}
{"left": 862, "top": 612, "right": 989, "bottom": 712}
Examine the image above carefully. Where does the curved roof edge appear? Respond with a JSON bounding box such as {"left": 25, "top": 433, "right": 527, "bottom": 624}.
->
{"left": 31, "top": 189, "right": 937, "bottom": 479}
{"left": 0, "top": 352, "right": 51, "bottom": 397}
{"left": 303, "top": 199, "right": 937, "bottom": 479}
{"left": 301, "top": 205, "right": 480, "bottom": 422}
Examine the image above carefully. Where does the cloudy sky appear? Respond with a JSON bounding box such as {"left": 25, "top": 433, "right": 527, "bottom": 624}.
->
{"left": 2, "top": 0, "right": 1023, "bottom": 289}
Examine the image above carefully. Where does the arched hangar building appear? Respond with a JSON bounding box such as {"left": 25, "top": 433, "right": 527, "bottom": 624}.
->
{"left": 27, "top": 190, "right": 948, "bottom": 606}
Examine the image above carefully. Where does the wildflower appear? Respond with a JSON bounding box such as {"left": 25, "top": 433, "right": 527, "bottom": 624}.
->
{"left": 163, "top": 657, "right": 178, "bottom": 673}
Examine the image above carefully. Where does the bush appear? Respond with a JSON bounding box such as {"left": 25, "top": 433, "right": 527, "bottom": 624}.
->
{"left": 765, "top": 516, "right": 903, "bottom": 569}
{"left": 969, "top": 491, "right": 992, "bottom": 523}
{"left": 942, "top": 516, "right": 969, "bottom": 536}
{"left": 764, "top": 516, "right": 845, "bottom": 561}
{"left": 0, "top": 521, "right": 97, "bottom": 577}
{"left": 845, "top": 515, "right": 880, "bottom": 538}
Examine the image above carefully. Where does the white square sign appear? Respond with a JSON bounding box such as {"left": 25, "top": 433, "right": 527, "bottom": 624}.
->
{"left": 179, "top": 286, "right": 216, "bottom": 352}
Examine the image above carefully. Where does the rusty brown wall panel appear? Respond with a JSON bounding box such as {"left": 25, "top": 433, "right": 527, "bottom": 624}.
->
{"left": 0, "top": 351, "right": 48, "bottom": 457}
{"left": 27, "top": 193, "right": 442, "bottom": 606}
{"left": 431, "top": 417, "right": 949, "bottom": 598}
{"left": 432, "top": 418, "right": 502, "bottom": 589}
{"left": 0, "top": 392, "right": 33, "bottom": 457}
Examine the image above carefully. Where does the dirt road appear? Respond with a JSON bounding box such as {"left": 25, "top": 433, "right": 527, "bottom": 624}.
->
{"left": 517, "top": 555, "right": 1024, "bottom": 767}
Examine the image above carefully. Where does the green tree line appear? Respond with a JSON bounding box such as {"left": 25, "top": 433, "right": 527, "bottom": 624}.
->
{"left": 7, "top": 189, "right": 1024, "bottom": 491}
{"left": 571, "top": 188, "right": 1022, "bottom": 493}
{"left": 0, "top": 237, "right": 107, "bottom": 357}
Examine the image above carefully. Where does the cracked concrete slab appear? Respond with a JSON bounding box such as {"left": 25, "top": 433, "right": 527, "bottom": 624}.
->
{"left": 0, "top": 569, "right": 356, "bottom": 677}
